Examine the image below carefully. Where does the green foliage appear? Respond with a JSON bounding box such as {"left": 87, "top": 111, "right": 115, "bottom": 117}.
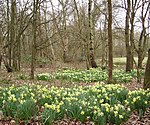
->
{"left": 0, "top": 84, "right": 149, "bottom": 124}
{"left": 42, "top": 107, "right": 62, "bottom": 125}
{"left": 42, "top": 109, "right": 56, "bottom": 125}
{"left": 0, "top": 85, "right": 37, "bottom": 119}
{"left": 37, "top": 68, "right": 145, "bottom": 83}
{"left": 0, "top": 80, "right": 12, "bottom": 84}
{"left": 36, "top": 73, "right": 54, "bottom": 81}
{"left": 16, "top": 99, "right": 38, "bottom": 120}
{"left": 124, "top": 88, "right": 150, "bottom": 117}
{"left": 37, "top": 73, "right": 51, "bottom": 81}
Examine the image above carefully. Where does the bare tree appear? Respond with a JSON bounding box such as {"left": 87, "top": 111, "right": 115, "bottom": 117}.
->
{"left": 136, "top": 0, "right": 150, "bottom": 68}
{"left": 108, "top": 0, "right": 113, "bottom": 83}
{"left": 123, "top": 0, "right": 149, "bottom": 71}
{"left": 43, "top": 2, "right": 56, "bottom": 61}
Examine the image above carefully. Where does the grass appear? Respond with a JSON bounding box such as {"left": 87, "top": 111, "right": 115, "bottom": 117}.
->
{"left": 113, "top": 57, "right": 148, "bottom": 65}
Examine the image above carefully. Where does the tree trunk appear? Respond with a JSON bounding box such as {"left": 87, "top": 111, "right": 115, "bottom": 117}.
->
{"left": 108, "top": 0, "right": 113, "bottom": 83}
{"left": 143, "top": 49, "right": 150, "bottom": 89}
{"left": 2, "top": 55, "right": 13, "bottom": 72}
{"left": 88, "top": 0, "right": 97, "bottom": 68}
{"left": 62, "top": 1, "right": 68, "bottom": 63}
{"left": 125, "top": 0, "right": 132, "bottom": 72}
{"left": 0, "top": 23, "right": 2, "bottom": 69}
{"left": 7, "top": 0, "right": 11, "bottom": 67}
{"left": 17, "top": 37, "right": 21, "bottom": 71}
{"left": 85, "top": 44, "right": 90, "bottom": 70}
{"left": 10, "top": 0, "right": 18, "bottom": 71}
{"left": 126, "top": 47, "right": 133, "bottom": 72}
{"left": 31, "top": 0, "right": 38, "bottom": 79}
{"left": 0, "top": 53, "right": 2, "bottom": 69}
{"left": 138, "top": 50, "right": 143, "bottom": 69}
{"left": 130, "top": 13, "right": 134, "bottom": 70}
{"left": 102, "top": 12, "right": 107, "bottom": 68}
{"left": 101, "top": 39, "right": 106, "bottom": 67}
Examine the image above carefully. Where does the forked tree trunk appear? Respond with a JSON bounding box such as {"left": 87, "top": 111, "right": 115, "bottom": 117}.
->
{"left": 143, "top": 49, "right": 150, "bottom": 89}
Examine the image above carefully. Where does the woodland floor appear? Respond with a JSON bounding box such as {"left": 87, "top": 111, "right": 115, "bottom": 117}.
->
{"left": 0, "top": 61, "right": 150, "bottom": 125}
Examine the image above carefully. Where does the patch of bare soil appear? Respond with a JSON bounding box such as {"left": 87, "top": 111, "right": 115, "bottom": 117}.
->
{"left": 122, "top": 107, "right": 150, "bottom": 125}
{"left": 122, "top": 78, "right": 143, "bottom": 91}
{"left": 53, "top": 119, "right": 95, "bottom": 125}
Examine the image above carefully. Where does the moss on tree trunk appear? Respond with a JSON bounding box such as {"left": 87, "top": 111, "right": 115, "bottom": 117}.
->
{"left": 143, "top": 49, "right": 150, "bottom": 89}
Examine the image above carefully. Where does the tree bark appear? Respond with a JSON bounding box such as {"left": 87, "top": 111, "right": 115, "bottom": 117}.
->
{"left": 31, "top": 0, "right": 38, "bottom": 79}
{"left": 102, "top": 11, "right": 107, "bottom": 68}
{"left": 125, "top": 0, "right": 132, "bottom": 72}
{"left": 2, "top": 54, "right": 13, "bottom": 72}
{"left": 88, "top": 0, "right": 97, "bottom": 68}
{"left": 130, "top": 11, "right": 134, "bottom": 70}
{"left": 143, "top": 49, "right": 150, "bottom": 89}
{"left": 10, "top": 0, "right": 18, "bottom": 71}
{"left": 0, "top": 23, "right": 2, "bottom": 69}
{"left": 108, "top": 0, "right": 113, "bottom": 83}
{"left": 138, "top": 49, "right": 143, "bottom": 69}
{"left": 7, "top": 0, "right": 11, "bottom": 67}
{"left": 0, "top": 53, "right": 2, "bottom": 69}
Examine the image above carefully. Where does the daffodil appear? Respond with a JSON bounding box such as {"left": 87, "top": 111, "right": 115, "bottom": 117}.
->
{"left": 144, "top": 101, "right": 148, "bottom": 104}
{"left": 119, "top": 115, "right": 123, "bottom": 119}
{"left": 81, "top": 111, "right": 85, "bottom": 115}
{"left": 114, "top": 111, "right": 118, "bottom": 116}
{"left": 133, "top": 98, "right": 136, "bottom": 103}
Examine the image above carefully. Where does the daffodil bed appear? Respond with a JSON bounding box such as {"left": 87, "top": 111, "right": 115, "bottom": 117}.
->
{"left": 36, "top": 68, "right": 144, "bottom": 83}
{"left": 0, "top": 84, "right": 149, "bottom": 125}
